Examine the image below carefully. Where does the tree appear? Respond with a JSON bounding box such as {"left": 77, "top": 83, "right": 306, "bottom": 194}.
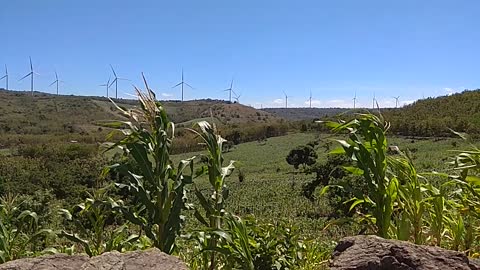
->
{"left": 286, "top": 145, "right": 317, "bottom": 170}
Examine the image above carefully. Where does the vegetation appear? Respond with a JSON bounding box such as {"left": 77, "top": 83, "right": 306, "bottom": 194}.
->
{"left": 3, "top": 86, "right": 480, "bottom": 268}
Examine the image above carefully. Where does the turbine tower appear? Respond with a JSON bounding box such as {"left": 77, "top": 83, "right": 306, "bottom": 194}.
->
{"left": 108, "top": 65, "right": 128, "bottom": 99}
{"left": 394, "top": 96, "right": 400, "bottom": 108}
{"left": 283, "top": 91, "right": 289, "bottom": 109}
{"left": 0, "top": 65, "right": 7, "bottom": 91}
{"left": 172, "top": 69, "right": 193, "bottom": 102}
{"left": 19, "top": 57, "right": 37, "bottom": 96}
{"left": 100, "top": 77, "right": 111, "bottom": 98}
{"left": 233, "top": 92, "right": 241, "bottom": 104}
{"left": 49, "top": 71, "right": 63, "bottom": 95}
{"left": 353, "top": 91, "right": 357, "bottom": 109}
{"left": 223, "top": 78, "right": 236, "bottom": 103}
{"left": 308, "top": 90, "right": 312, "bottom": 108}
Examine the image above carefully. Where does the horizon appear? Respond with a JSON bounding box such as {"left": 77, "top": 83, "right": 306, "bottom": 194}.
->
{"left": 2, "top": 1, "right": 479, "bottom": 108}
{"left": 0, "top": 86, "right": 469, "bottom": 110}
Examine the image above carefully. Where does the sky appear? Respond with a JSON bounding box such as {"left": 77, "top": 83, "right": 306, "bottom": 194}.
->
{"left": 1, "top": 0, "right": 480, "bottom": 108}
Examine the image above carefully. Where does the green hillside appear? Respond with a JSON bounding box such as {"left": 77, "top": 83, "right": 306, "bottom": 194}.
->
{"left": 383, "top": 89, "right": 480, "bottom": 136}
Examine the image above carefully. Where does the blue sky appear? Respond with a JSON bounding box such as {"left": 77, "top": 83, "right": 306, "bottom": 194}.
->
{"left": 1, "top": 0, "right": 479, "bottom": 108}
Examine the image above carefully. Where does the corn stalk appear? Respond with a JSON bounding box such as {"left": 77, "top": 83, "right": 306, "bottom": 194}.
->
{"left": 187, "top": 121, "right": 238, "bottom": 269}
{"left": 104, "top": 75, "right": 194, "bottom": 254}
{"left": 326, "top": 113, "right": 397, "bottom": 238}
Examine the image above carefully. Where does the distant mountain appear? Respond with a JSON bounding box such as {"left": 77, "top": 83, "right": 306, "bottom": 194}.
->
{"left": 262, "top": 107, "right": 350, "bottom": 121}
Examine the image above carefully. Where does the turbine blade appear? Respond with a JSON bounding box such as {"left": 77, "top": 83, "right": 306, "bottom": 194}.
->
{"left": 0, "top": 75, "right": 6, "bottom": 80}
{"left": 172, "top": 82, "right": 182, "bottom": 88}
{"left": 55, "top": 71, "right": 58, "bottom": 80}
{"left": 110, "top": 64, "right": 117, "bottom": 77}
{"left": 118, "top": 77, "right": 130, "bottom": 81}
{"left": 49, "top": 81, "right": 57, "bottom": 86}
{"left": 29, "top": 57, "right": 33, "bottom": 71}
{"left": 109, "top": 78, "right": 117, "bottom": 87}
{"left": 185, "top": 82, "right": 194, "bottom": 89}
{"left": 19, "top": 72, "right": 32, "bottom": 81}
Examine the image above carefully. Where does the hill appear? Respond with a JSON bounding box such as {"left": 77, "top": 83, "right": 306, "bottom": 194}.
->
{"left": 383, "top": 89, "right": 480, "bottom": 136}
{"left": 0, "top": 90, "right": 279, "bottom": 136}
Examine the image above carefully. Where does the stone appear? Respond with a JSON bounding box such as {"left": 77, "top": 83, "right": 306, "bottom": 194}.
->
{"left": 0, "top": 249, "right": 187, "bottom": 270}
{"left": 330, "top": 235, "right": 480, "bottom": 270}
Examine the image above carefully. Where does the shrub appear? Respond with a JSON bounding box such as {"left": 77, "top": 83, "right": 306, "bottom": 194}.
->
{"left": 286, "top": 145, "right": 317, "bottom": 170}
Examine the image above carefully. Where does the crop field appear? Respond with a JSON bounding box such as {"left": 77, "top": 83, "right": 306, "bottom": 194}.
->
{"left": 173, "top": 131, "right": 471, "bottom": 240}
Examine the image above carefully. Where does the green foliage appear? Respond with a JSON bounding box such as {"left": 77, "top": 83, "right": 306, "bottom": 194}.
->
{"left": 383, "top": 89, "right": 480, "bottom": 136}
{"left": 0, "top": 194, "right": 53, "bottom": 263}
{"left": 58, "top": 186, "right": 139, "bottom": 256}
{"left": 327, "top": 113, "right": 396, "bottom": 238}
{"left": 0, "top": 143, "right": 107, "bottom": 204}
{"left": 286, "top": 145, "right": 318, "bottom": 170}
{"left": 105, "top": 79, "right": 194, "bottom": 254}
{"left": 185, "top": 214, "right": 331, "bottom": 270}
{"left": 187, "top": 121, "right": 236, "bottom": 269}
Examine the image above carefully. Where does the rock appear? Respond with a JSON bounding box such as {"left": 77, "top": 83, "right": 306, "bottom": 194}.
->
{"left": 0, "top": 249, "right": 187, "bottom": 270}
{"left": 330, "top": 235, "right": 480, "bottom": 270}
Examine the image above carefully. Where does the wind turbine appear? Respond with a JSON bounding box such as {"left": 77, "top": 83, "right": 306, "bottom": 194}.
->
{"left": 0, "top": 65, "right": 7, "bottom": 91}
{"left": 283, "top": 91, "right": 289, "bottom": 108}
{"left": 100, "top": 77, "right": 111, "bottom": 98}
{"left": 49, "top": 71, "right": 63, "bottom": 95}
{"left": 308, "top": 90, "right": 312, "bottom": 108}
{"left": 108, "top": 65, "right": 128, "bottom": 99}
{"left": 393, "top": 96, "right": 400, "bottom": 108}
{"left": 19, "top": 57, "right": 38, "bottom": 96}
{"left": 233, "top": 92, "right": 241, "bottom": 104}
{"left": 372, "top": 92, "right": 376, "bottom": 109}
{"left": 223, "top": 78, "right": 235, "bottom": 103}
{"left": 172, "top": 69, "right": 193, "bottom": 101}
{"left": 353, "top": 91, "right": 357, "bottom": 109}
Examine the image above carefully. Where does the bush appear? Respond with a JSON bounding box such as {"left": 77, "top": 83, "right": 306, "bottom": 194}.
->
{"left": 286, "top": 145, "right": 317, "bottom": 170}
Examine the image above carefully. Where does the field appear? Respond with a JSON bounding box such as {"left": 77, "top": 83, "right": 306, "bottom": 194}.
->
{"left": 173, "top": 131, "right": 470, "bottom": 239}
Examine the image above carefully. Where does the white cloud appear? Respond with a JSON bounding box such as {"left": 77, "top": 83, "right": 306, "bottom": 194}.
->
{"left": 272, "top": 98, "right": 283, "bottom": 104}
{"left": 161, "top": 92, "right": 174, "bottom": 98}
{"left": 444, "top": 88, "right": 455, "bottom": 95}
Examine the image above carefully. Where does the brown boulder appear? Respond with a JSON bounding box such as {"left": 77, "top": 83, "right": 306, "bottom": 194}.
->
{"left": 330, "top": 235, "right": 480, "bottom": 270}
{"left": 0, "top": 249, "right": 187, "bottom": 270}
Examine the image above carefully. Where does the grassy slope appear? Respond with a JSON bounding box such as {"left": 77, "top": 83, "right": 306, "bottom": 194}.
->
{"left": 0, "top": 90, "right": 281, "bottom": 151}
{"left": 0, "top": 90, "right": 279, "bottom": 135}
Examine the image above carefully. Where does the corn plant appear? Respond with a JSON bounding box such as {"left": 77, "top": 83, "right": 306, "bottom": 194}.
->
{"left": 0, "top": 194, "right": 52, "bottom": 263}
{"left": 326, "top": 113, "right": 397, "bottom": 238}
{"left": 445, "top": 138, "right": 480, "bottom": 253}
{"left": 104, "top": 76, "right": 195, "bottom": 254}
{"left": 187, "top": 121, "right": 236, "bottom": 269}
{"left": 389, "top": 155, "right": 427, "bottom": 244}
{"left": 58, "top": 186, "right": 139, "bottom": 256}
